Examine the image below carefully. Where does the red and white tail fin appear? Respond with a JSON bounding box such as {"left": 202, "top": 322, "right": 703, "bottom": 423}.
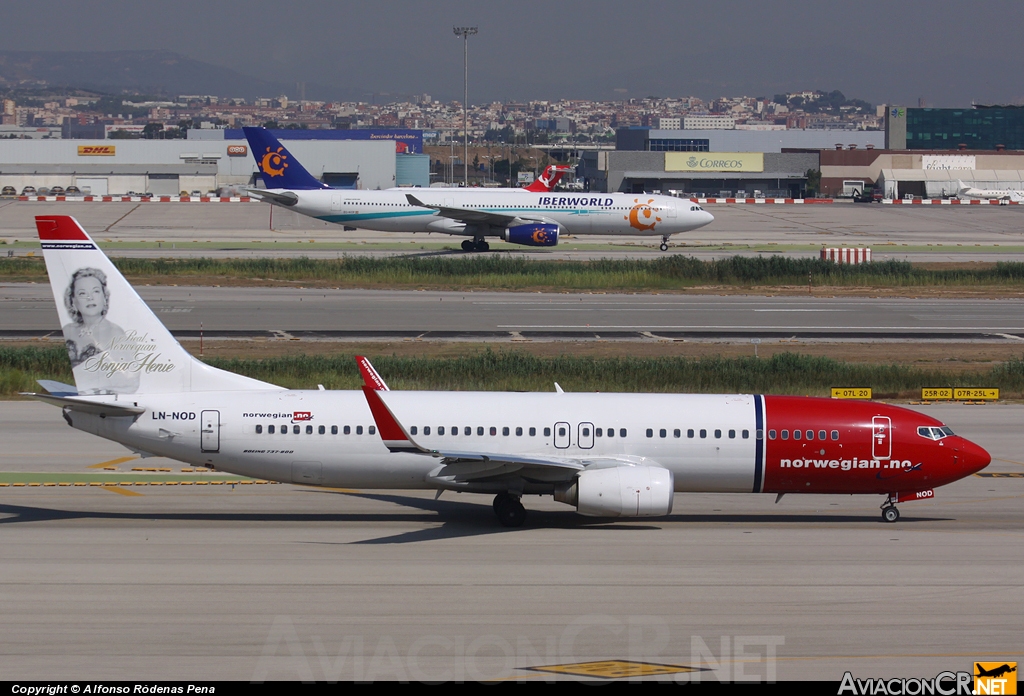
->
{"left": 522, "top": 164, "right": 573, "bottom": 192}
{"left": 36, "top": 215, "right": 281, "bottom": 395}
{"left": 355, "top": 357, "right": 424, "bottom": 453}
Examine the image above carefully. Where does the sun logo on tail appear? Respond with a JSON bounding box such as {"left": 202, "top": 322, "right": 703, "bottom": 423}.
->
{"left": 260, "top": 147, "right": 288, "bottom": 177}
{"left": 625, "top": 198, "right": 661, "bottom": 231}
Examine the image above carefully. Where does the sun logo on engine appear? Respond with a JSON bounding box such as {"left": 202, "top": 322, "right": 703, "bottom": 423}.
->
{"left": 532, "top": 229, "right": 550, "bottom": 243}
{"left": 625, "top": 198, "right": 661, "bottom": 231}
{"left": 260, "top": 147, "right": 288, "bottom": 177}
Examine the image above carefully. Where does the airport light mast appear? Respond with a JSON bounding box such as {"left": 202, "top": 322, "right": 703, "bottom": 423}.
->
{"left": 453, "top": 26, "right": 478, "bottom": 187}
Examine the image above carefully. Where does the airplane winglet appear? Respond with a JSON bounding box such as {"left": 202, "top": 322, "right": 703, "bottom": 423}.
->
{"left": 355, "top": 355, "right": 389, "bottom": 391}
{"left": 405, "top": 193, "right": 428, "bottom": 208}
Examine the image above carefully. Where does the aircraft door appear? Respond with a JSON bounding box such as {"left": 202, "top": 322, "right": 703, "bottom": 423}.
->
{"left": 554, "top": 421, "right": 570, "bottom": 449}
{"left": 872, "top": 416, "right": 891, "bottom": 460}
{"left": 578, "top": 422, "right": 594, "bottom": 449}
{"left": 201, "top": 410, "right": 220, "bottom": 453}
{"left": 331, "top": 193, "right": 343, "bottom": 211}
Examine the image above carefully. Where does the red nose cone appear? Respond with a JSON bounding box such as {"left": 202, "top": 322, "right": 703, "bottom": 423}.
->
{"left": 958, "top": 438, "right": 991, "bottom": 474}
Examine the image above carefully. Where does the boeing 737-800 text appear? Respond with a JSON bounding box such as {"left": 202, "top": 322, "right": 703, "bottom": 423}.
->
{"left": 26, "top": 216, "right": 989, "bottom": 526}
{"left": 242, "top": 127, "right": 713, "bottom": 251}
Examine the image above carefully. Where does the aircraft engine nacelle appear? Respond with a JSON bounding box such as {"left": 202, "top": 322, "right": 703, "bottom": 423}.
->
{"left": 504, "top": 223, "right": 559, "bottom": 247}
{"left": 555, "top": 466, "right": 674, "bottom": 517}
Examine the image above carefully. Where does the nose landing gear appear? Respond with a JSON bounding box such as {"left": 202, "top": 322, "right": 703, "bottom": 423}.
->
{"left": 659, "top": 236, "right": 670, "bottom": 252}
{"left": 882, "top": 506, "right": 900, "bottom": 523}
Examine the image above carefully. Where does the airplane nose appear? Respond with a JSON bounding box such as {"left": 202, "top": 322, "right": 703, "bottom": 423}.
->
{"left": 957, "top": 438, "right": 991, "bottom": 474}
{"left": 703, "top": 210, "right": 715, "bottom": 225}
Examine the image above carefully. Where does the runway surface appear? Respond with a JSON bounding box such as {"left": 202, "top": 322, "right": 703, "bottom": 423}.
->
{"left": 3, "top": 200, "right": 1024, "bottom": 261}
{"left": 0, "top": 401, "right": 1020, "bottom": 681}
{"left": 3, "top": 284, "right": 1024, "bottom": 341}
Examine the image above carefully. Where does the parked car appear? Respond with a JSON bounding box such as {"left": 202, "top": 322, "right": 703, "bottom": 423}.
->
{"left": 37, "top": 187, "right": 50, "bottom": 196}
{"left": 49, "top": 186, "right": 65, "bottom": 196}
{"left": 1, "top": 186, "right": 16, "bottom": 197}
{"left": 140, "top": 192, "right": 153, "bottom": 199}
{"left": 21, "top": 186, "right": 36, "bottom": 196}
{"left": 190, "top": 190, "right": 202, "bottom": 197}
{"left": 65, "top": 186, "right": 81, "bottom": 195}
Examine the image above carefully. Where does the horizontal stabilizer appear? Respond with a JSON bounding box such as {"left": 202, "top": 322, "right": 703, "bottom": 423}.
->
{"left": 37, "top": 379, "right": 78, "bottom": 396}
{"left": 244, "top": 187, "right": 299, "bottom": 206}
{"left": 20, "top": 392, "right": 146, "bottom": 417}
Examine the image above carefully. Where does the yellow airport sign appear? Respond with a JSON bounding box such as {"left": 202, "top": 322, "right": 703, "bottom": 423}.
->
{"left": 77, "top": 145, "right": 116, "bottom": 156}
{"left": 953, "top": 388, "right": 998, "bottom": 401}
{"left": 831, "top": 388, "right": 872, "bottom": 399}
{"left": 665, "top": 152, "right": 764, "bottom": 172}
{"left": 922, "top": 388, "right": 953, "bottom": 400}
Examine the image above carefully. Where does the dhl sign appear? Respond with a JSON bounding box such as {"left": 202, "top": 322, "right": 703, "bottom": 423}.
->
{"left": 77, "top": 145, "right": 116, "bottom": 156}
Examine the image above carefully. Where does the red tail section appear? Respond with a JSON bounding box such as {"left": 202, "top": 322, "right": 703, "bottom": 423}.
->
{"left": 523, "top": 165, "right": 573, "bottom": 192}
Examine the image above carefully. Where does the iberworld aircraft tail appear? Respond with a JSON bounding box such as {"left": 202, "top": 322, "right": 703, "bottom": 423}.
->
{"left": 35, "top": 216, "right": 282, "bottom": 396}
{"left": 241, "top": 127, "right": 328, "bottom": 190}
{"left": 522, "top": 165, "right": 573, "bottom": 192}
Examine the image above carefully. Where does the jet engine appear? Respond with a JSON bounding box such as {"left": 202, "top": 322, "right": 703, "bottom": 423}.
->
{"left": 555, "top": 466, "right": 674, "bottom": 517}
{"left": 504, "top": 223, "right": 559, "bottom": 247}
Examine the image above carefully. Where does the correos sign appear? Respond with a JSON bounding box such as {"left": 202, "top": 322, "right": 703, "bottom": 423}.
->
{"left": 666, "top": 152, "right": 764, "bottom": 172}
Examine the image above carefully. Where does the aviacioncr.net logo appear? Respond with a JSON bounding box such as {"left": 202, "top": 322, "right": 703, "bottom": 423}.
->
{"left": 625, "top": 198, "right": 662, "bottom": 231}
{"left": 260, "top": 146, "right": 289, "bottom": 177}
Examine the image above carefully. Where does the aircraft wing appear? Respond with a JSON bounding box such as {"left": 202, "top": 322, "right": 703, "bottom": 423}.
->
{"left": 405, "top": 193, "right": 519, "bottom": 227}
{"left": 20, "top": 393, "right": 146, "bottom": 417}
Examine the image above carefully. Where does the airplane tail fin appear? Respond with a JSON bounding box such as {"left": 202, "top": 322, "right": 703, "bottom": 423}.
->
{"left": 523, "top": 165, "right": 573, "bottom": 192}
{"left": 36, "top": 216, "right": 282, "bottom": 395}
{"left": 241, "top": 127, "right": 328, "bottom": 190}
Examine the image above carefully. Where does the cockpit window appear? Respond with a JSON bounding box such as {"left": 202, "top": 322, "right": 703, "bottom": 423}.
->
{"left": 918, "top": 426, "right": 954, "bottom": 440}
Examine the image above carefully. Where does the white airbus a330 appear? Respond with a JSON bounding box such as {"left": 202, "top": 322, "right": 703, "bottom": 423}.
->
{"left": 25, "top": 216, "right": 989, "bottom": 526}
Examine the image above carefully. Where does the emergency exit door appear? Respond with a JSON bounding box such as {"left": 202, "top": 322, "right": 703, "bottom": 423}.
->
{"left": 201, "top": 410, "right": 220, "bottom": 453}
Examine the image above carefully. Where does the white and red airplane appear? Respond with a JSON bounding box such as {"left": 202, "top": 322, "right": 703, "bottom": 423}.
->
{"left": 26, "top": 215, "right": 990, "bottom": 526}
{"left": 243, "top": 127, "right": 713, "bottom": 252}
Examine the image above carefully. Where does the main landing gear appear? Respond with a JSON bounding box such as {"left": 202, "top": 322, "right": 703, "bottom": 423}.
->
{"left": 493, "top": 492, "right": 527, "bottom": 527}
{"left": 461, "top": 238, "right": 490, "bottom": 252}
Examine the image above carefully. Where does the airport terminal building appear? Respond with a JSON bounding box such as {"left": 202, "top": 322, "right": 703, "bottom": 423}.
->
{"left": 0, "top": 129, "right": 429, "bottom": 196}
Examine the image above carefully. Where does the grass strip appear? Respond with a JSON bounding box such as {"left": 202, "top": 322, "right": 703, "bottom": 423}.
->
{"left": 4, "top": 255, "right": 1024, "bottom": 290}
{"left": 4, "top": 346, "right": 1023, "bottom": 399}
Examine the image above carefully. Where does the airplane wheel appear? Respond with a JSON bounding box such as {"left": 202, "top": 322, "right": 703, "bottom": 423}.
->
{"left": 496, "top": 496, "right": 527, "bottom": 527}
{"left": 882, "top": 506, "right": 900, "bottom": 523}
{"left": 461, "top": 239, "right": 475, "bottom": 252}
{"left": 492, "top": 492, "right": 509, "bottom": 514}
{"left": 660, "top": 242, "right": 669, "bottom": 251}
{"left": 475, "top": 240, "right": 490, "bottom": 252}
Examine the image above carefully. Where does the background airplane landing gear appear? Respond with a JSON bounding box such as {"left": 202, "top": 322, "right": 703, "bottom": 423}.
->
{"left": 494, "top": 494, "right": 526, "bottom": 527}
{"left": 475, "top": 239, "right": 490, "bottom": 252}
{"left": 660, "top": 237, "right": 670, "bottom": 251}
{"left": 882, "top": 506, "right": 900, "bottom": 523}
{"left": 461, "top": 239, "right": 474, "bottom": 252}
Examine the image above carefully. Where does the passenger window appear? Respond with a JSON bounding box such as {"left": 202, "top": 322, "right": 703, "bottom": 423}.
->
{"left": 529, "top": 427, "right": 536, "bottom": 436}
{"left": 256, "top": 425, "right": 263, "bottom": 434}
{"left": 596, "top": 428, "right": 603, "bottom": 437}
{"left": 292, "top": 425, "right": 299, "bottom": 434}
{"left": 318, "top": 425, "right": 325, "bottom": 435}
{"left": 331, "top": 426, "right": 338, "bottom": 435}
{"left": 424, "top": 426, "right": 431, "bottom": 435}
{"left": 768, "top": 429, "right": 775, "bottom": 440}
{"left": 742, "top": 429, "right": 750, "bottom": 439}
{"left": 818, "top": 430, "right": 826, "bottom": 441}
{"left": 674, "top": 429, "right": 681, "bottom": 438}
{"left": 268, "top": 425, "right": 275, "bottom": 434}
{"left": 619, "top": 429, "right": 627, "bottom": 437}
{"left": 728, "top": 429, "right": 735, "bottom": 439}
{"left": 369, "top": 426, "right": 376, "bottom": 435}
{"left": 356, "top": 425, "right": 363, "bottom": 435}
{"left": 646, "top": 429, "right": 654, "bottom": 438}
{"left": 544, "top": 427, "right": 551, "bottom": 437}
{"left": 490, "top": 427, "right": 497, "bottom": 436}
{"left": 781, "top": 430, "right": 789, "bottom": 440}
{"left": 280, "top": 424, "right": 287, "bottom": 434}
{"left": 831, "top": 430, "right": 839, "bottom": 440}
{"left": 714, "top": 429, "right": 722, "bottom": 439}
{"left": 700, "top": 429, "right": 707, "bottom": 439}
{"left": 606, "top": 428, "right": 614, "bottom": 438}
{"left": 438, "top": 426, "right": 445, "bottom": 435}
{"left": 582, "top": 427, "right": 590, "bottom": 437}
{"left": 687, "top": 429, "right": 694, "bottom": 438}
{"left": 516, "top": 427, "right": 522, "bottom": 436}
{"left": 306, "top": 425, "right": 313, "bottom": 435}
{"left": 451, "top": 427, "right": 457, "bottom": 436}
{"left": 793, "top": 430, "right": 801, "bottom": 440}
{"left": 502, "top": 427, "right": 509, "bottom": 436}
{"left": 410, "top": 426, "right": 418, "bottom": 435}
{"left": 558, "top": 426, "right": 566, "bottom": 437}
{"left": 344, "top": 425, "right": 351, "bottom": 435}
{"left": 464, "top": 426, "right": 471, "bottom": 436}
{"left": 659, "top": 429, "right": 666, "bottom": 438}
{"left": 806, "top": 430, "right": 814, "bottom": 440}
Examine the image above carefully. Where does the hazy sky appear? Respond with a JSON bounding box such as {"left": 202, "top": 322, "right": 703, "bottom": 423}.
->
{"left": 6, "top": 0, "right": 1024, "bottom": 106}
